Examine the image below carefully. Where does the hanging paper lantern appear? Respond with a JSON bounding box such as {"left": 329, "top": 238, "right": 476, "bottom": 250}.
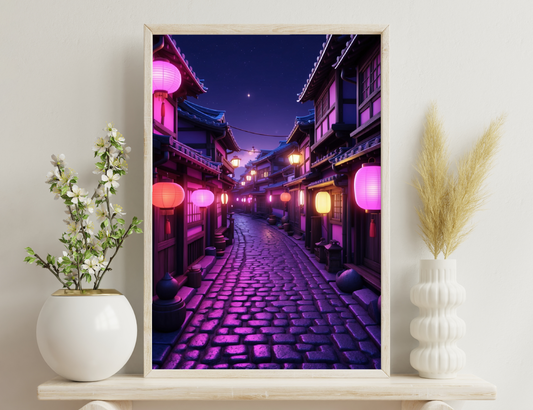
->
{"left": 269, "top": 195, "right": 272, "bottom": 203}
{"left": 315, "top": 191, "right": 331, "bottom": 214}
{"left": 230, "top": 156, "right": 241, "bottom": 168}
{"left": 299, "top": 190, "right": 305, "bottom": 206}
{"left": 280, "top": 192, "right": 291, "bottom": 202}
{"left": 191, "top": 189, "right": 214, "bottom": 208}
{"left": 241, "top": 181, "right": 245, "bottom": 186}
{"left": 152, "top": 182, "right": 185, "bottom": 215}
{"left": 248, "top": 197, "right": 252, "bottom": 203}
{"left": 221, "top": 193, "right": 229, "bottom": 205}
{"left": 153, "top": 59, "right": 182, "bottom": 96}
{"left": 250, "top": 169, "right": 257, "bottom": 176}
{"left": 246, "top": 175, "right": 252, "bottom": 181}
{"left": 354, "top": 164, "right": 381, "bottom": 211}
{"left": 153, "top": 59, "right": 182, "bottom": 126}
{"left": 288, "top": 152, "right": 302, "bottom": 165}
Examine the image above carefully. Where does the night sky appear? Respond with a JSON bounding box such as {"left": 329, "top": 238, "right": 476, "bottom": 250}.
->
{"left": 171, "top": 35, "right": 326, "bottom": 176}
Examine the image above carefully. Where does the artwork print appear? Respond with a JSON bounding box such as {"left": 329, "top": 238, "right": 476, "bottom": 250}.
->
{"left": 150, "top": 33, "right": 383, "bottom": 371}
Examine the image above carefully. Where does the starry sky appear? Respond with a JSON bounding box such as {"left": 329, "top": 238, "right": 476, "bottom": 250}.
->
{"left": 171, "top": 35, "right": 325, "bottom": 176}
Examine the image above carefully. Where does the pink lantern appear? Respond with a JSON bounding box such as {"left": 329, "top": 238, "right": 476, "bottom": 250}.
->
{"left": 153, "top": 59, "right": 182, "bottom": 96}
{"left": 153, "top": 59, "right": 181, "bottom": 125}
{"left": 191, "top": 189, "right": 214, "bottom": 208}
{"left": 354, "top": 164, "right": 381, "bottom": 211}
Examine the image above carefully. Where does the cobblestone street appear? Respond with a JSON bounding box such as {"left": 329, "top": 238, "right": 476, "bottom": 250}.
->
{"left": 153, "top": 214, "right": 381, "bottom": 370}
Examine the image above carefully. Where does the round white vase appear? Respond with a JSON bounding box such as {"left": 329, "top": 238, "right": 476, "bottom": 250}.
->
{"left": 36, "top": 289, "right": 137, "bottom": 382}
{"left": 410, "top": 259, "right": 466, "bottom": 378}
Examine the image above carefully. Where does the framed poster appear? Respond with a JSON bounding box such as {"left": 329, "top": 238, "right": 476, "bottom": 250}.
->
{"left": 144, "top": 24, "right": 390, "bottom": 379}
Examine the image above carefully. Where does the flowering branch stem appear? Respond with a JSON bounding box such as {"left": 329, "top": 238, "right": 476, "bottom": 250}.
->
{"left": 33, "top": 253, "right": 70, "bottom": 288}
{"left": 94, "top": 222, "right": 133, "bottom": 289}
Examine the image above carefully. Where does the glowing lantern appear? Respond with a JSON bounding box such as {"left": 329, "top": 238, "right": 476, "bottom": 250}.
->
{"left": 221, "top": 193, "right": 229, "bottom": 205}
{"left": 241, "top": 181, "right": 245, "bottom": 186}
{"left": 191, "top": 189, "right": 214, "bottom": 208}
{"left": 315, "top": 191, "right": 331, "bottom": 214}
{"left": 248, "top": 197, "right": 252, "bottom": 203}
{"left": 299, "top": 190, "right": 305, "bottom": 206}
{"left": 280, "top": 192, "right": 291, "bottom": 202}
{"left": 354, "top": 163, "right": 381, "bottom": 238}
{"left": 288, "top": 152, "right": 302, "bottom": 165}
{"left": 153, "top": 59, "right": 181, "bottom": 125}
{"left": 246, "top": 175, "right": 252, "bottom": 181}
{"left": 354, "top": 164, "right": 381, "bottom": 211}
{"left": 152, "top": 182, "right": 184, "bottom": 234}
{"left": 251, "top": 169, "right": 256, "bottom": 176}
{"left": 269, "top": 195, "right": 272, "bottom": 202}
{"left": 231, "top": 156, "right": 242, "bottom": 168}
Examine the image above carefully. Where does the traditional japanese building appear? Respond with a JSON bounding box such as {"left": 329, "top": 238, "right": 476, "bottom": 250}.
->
{"left": 152, "top": 35, "right": 239, "bottom": 293}
{"left": 297, "top": 34, "right": 382, "bottom": 292}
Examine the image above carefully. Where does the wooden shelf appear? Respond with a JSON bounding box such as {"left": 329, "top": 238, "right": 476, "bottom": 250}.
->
{"left": 38, "top": 374, "right": 496, "bottom": 401}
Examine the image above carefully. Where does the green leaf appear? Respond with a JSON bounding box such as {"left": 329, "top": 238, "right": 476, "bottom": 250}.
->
{"left": 84, "top": 273, "right": 92, "bottom": 283}
{"left": 110, "top": 187, "right": 117, "bottom": 195}
{"left": 36, "top": 260, "right": 44, "bottom": 267}
{"left": 25, "top": 247, "right": 35, "bottom": 255}
{"left": 46, "top": 254, "right": 52, "bottom": 264}
{"left": 117, "top": 218, "right": 125, "bottom": 225}
{"left": 95, "top": 162, "right": 105, "bottom": 170}
{"left": 66, "top": 281, "right": 73, "bottom": 287}
{"left": 103, "top": 219, "right": 109, "bottom": 227}
{"left": 61, "top": 185, "right": 69, "bottom": 195}
{"left": 128, "top": 229, "right": 133, "bottom": 235}
{"left": 134, "top": 227, "right": 143, "bottom": 234}
{"left": 24, "top": 256, "right": 36, "bottom": 263}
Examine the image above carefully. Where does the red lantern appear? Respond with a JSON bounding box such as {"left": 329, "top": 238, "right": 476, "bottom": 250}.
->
{"left": 153, "top": 182, "right": 184, "bottom": 235}
{"left": 280, "top": 192, "right": 291, "bottom": 202}
{"left": 152, "top": 182, "right": 185, "bottom": 215}
{"left": 191, "top": 189, "right": 214, "bottom": 208}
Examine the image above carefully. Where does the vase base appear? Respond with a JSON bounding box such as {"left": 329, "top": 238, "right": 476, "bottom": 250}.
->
{"left": 418, "top": 372, "right": 457, "bottom": 379}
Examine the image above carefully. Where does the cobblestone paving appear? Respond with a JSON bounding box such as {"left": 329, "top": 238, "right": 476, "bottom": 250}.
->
{"left": 159, "top": 214, "right": 380, "bottom": 369}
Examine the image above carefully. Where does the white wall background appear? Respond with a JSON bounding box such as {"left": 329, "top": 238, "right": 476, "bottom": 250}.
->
{"left": 1, "top": 0, "right": 532, "bottom": 409}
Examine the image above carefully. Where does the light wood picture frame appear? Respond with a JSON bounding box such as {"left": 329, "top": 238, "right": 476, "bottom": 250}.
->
{"left": 144, "top": 24, "right": 390, "bottom": 379}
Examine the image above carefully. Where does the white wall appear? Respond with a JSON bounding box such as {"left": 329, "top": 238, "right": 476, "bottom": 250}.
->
{"left": 1, "top": 1, "right": 532, "bottom": 409}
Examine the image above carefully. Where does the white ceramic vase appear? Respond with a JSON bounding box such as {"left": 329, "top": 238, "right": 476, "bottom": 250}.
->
{"left": 410, "top": 259, "right": 466, "bottom": 378}
{"left": 36, "top": 289, "right": 137, "bottom": 382}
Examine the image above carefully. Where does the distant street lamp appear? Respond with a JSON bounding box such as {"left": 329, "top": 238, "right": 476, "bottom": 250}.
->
{"left": 241, "top": 181, "right": 245, "bottom": 186}
{"left": 288, "top": 152, "right": 302, "bottom": 165}
{"left": 231, "top": 156, "right": 242, "bottom": 168}
{"left": 250, "top": 169, "right": 256, "bottom": 176}
{"left": 246, "top": 175, "right": 252, "bottom": 181}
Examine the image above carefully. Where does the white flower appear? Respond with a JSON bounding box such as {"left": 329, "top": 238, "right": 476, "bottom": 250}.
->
{"left": 111, "top": 157, "right": 128, "bottom": 170}
{"left": 67, "top": 185, "right": 88, "bottom": 205}
{"left": 95, "top": 188, "right": 106, "bottom": 200}
{"left": 105, "top": 123, "right": 118, "bottom": 138}
{"left": 82, "top": 256, "right": 100, "bottom": 275}
{"left": 95, "top": 207, "right": 107, "bottom": 222}
{"left": 58, "top": 168, "right": 75, "bottom": 187}
{"left": 113, "top": 203, "right": 126, "bottom": 217}
{"left": 45, "top": 168, "right": 60, "bottom": 184}
{"left": 93, "top": 136, "right": 110, "bottom": 156}
{"left": 97, "top": 255, "right": 108, "bottom": 269}
{"left": 50, "top": 154, "right": 66, "bottom": 167}
{"left": 51, "top": 185, "right": 61, "bottom": 200}
{"left": 109, "top": 146, "right": 120, "bottom": 159}
{"left": 85, "top": 198, "right": 96, "bottom": 213}
{"left": 66, "top": 222, "right": 78, "bottom": 235}
{"left": 115, "top": 133, "right": 125, "bottom": 145}
{"left": 123, "top": 146, "right": 131, "bottom": 159}
{"left": 89, "top": 237, "right": 103, "bottom": 252}
{"left": 101, "top": 170, "right": 120, "bottom": 190}
{"left": 85, "top": 221, "right": 95, "bottom": 235}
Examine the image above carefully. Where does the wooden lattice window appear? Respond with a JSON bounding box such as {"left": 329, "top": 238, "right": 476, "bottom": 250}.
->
{"left": 187, "top": 189, "right": 201, "bottom": 223}
{"left": 263, "top": 170, "right": 269, "bottom": 178}
{"left": 332, "top": 192, "right": 342, "bottom": 221}
{"left": 361, "top": 53, "right": 381, "bottom": 101}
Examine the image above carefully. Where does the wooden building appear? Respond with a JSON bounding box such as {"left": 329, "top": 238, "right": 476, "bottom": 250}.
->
{"left": 152, "top": 35, "right": 239, "bottom": 293}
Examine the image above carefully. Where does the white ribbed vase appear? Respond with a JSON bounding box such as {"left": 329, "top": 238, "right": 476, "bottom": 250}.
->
{"left": 410, "top": 259, "right": 466, "bottom": 378}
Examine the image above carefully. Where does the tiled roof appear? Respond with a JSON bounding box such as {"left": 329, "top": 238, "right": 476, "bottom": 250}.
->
{"left": 251, "top": 141, "right": 297, "bottom": 165}
{"left": 155, "top": 35, "right": 207, "bottom": 97}
{"left": 265, "top": 180, "right": 288, "bottom": 189}
{"left": 269, "top": 164, "right": 294, "bottom": 179}
{"left": 311, "top": 146, "right": 349, "bottom": 167}
{"left": 330, "top": 136, "right": 381, "bottom": 165}
{"left": 177, "top": 101, "right": 240, "bottom": 152}
{"left": 297, "top": 35, "right": 350, "bottom": 103}
{"left": 283, "top": 171, "right": 314, "bottom": 187}
{"left": 307, "top": 175, "right": 337, "bottom": 189}
{"left": 333, "top": 35, "right": 358, "bottom": 69}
